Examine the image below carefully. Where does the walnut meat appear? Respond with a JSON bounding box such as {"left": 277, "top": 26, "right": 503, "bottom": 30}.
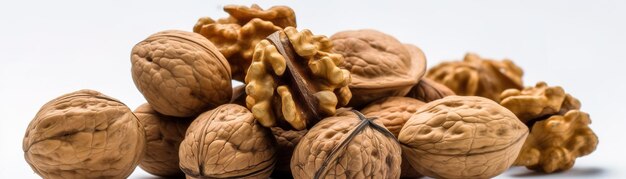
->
{"left": 427, "top": 53, "right": 523, "bottom": 102}
{"left": 245, "top": 27, "right": 352, "bottom": 130}
{"left": 331, "top": 30, "right": 427, "bottom": 106}
{"left": 179, "top": 104, "right": 276, "bottom": 178}
{"left": 399, "top": 96, "right": 528, "bottom": 179}
{"left": 500, "top": 81, "right": 581, "bottom": 123}
{"left": 291, "top": 110, "right": 401, "bottom": 178}
{"left": 23, "top": 90, "right": 145, "bottom": 179}
{"left": 194, "top": 4, "right": 296, "bottom": 80}
{"left": 270, "top": 127, "right": 307, "bottom": 177}
{"left": 134, "top": 103, "right": 191, "bottom": 177}
{"left": 406, "top": 77, "right": 456, "bottom": 102}
{"left": 131, "top": 30, "right": 232, "bottom": 117}
{"left": 361, "top": 97, "right": 425, "bottom": 138}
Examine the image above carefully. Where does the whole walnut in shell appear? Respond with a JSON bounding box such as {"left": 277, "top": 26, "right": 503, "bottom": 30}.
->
{"left": 331, "top": 30, "right": 427, "bottom": 106}
{"left": 194, "top": 4, "right": 296, "bottom": 80}
{"left": 131, "top": 30, "right": 232, "bottom": 117}
{"left": 270, "top": 127, "right": 307, "bottom": 177}
{"left": 134, "top": 103, "right": 191, "bottom": 177}
{"left": 179, "top": 104, "right": 276, "bottom": 178}
{"left": 245, "top": 27, "right": 352, "bottom": 130}
{"left": 427, "top": 53, "right": 523, "bottom": 102}
{"left": 23, "top": 90, "right": 146, "bottom": 179}
{"left": 399, "top": 96, "right": 528, "bottom": 179}
{"left": 406, "top": 77, "right": 455, "bottom": 102}
{"left": 291, "top": 109, "right": 401, "bottom": 178}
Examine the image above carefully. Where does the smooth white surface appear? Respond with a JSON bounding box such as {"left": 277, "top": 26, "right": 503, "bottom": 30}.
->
{"left": 1, "top": 0, "right": 625, "bottom": 178}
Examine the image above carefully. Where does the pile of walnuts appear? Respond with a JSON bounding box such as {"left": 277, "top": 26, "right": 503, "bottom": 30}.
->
{"left": 22, "top": 4, "right": 597, "bottom": 179}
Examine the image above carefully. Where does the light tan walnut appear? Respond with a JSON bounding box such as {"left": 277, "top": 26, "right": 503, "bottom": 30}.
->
{"left": 331, "top": 30, "right": 427, "bottom": 106}
{"left": 291, "top": 110, "right": 401, "bottom": 178}
{"left": 134, "top": 103, "right": 191, "bottom": 177}
{"left": 513, "top": 110, "right": 598, "bottom": 173}
{"left": 500, "top": 81, "right": 581, "bottom": 123}
{"left": 23, "top": 90, "right": 145, "bottom": 179}
{"left": 361, "top": 97, "right": 425, "bottom": 138}
{"left": 245, "top": 27, "right": 351, "bottom": 130}
{"left": 178, "top": 104, "right": 276, "bottom": 178}
{"left": 399, "top": 96, "right": 528, "bottom": 179}
{"left": 131, "top": 30, "right": 232, "bottom": 117}
{"left": 427, "top": 53, "right": 523, "bottom": 102}
{"left": 194, "top": 4, "right": 296, "bottom": 80}
{"left": 270, "top": 127, "right": 307, "bottom": 177}
{"left": 406, "top": 77, "right": 456, "bottom": 103}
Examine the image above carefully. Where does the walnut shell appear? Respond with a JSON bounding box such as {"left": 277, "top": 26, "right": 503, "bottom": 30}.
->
{"left": 331, "top": 29, "right": 427, "bottom": 106}
{"left": 399, "top": 96, "right": 528, "bottom": 179}
{"left": 500, "top": 81, "right": 581, "bottom": 124}
{"left": 23, "top": 89, "right": 146, "bottom": 179}
{"left": 291, "top": 110, "right": 401, "bottom": 178}
{"left": 245, "top": 27, "right": 351, "bottom": 130}
{"left": 135, "top": 103, "right": 191, "bottom": 177}
{"left": 361, "top": 97, "right": 425, "bottom": 138}
{"left": 513, "top": 110, "right": 598, "bottom": 173}
{"left": 270, "top": 127, "right": 307, "bottom": 177}
{"left": 131, "top": 30, "right": 232, "bottom": 117}
{"left": 427, "top": 53, "right": 523, "bottom": 102}
{"left": 179, "top": 104, "right": 276, "bottom": 178}
{"left": 194, "top": 4, "right": 296, "bottom": 80}
{"left": 406, "top": 77, "right": 455, "bottom": 102}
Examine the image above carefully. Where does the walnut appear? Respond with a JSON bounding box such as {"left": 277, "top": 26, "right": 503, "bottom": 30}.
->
{"left": 270, "top": 127, "right": 307, "bottom": 177}
{"left": 427, "top": 53, "right": 523, "bottom": 102}
{"left": 406, "top": 77, "right": 455, "bottom": 103}
{"left": 500, "top": 81, "right": 581, "bottom": 123}
{"left": 131, "top": 30, "right": 232, "bottom": 117}
{"left": 513, "top": 110, "right": 598, "bottom": 173}
{"left": 245, "top": 27, "right": 351, "bottom": 130}
{"left": 23, "top": 90, "right": 146, "bottom": 179}
{"left": 291, "top": 109, "right": 401, "bottom": 178}
{"left": 399, "top": 96, "right": 528, "bottom": 179}
{"left": 134, "top": 103, "right": 191, "bottom": 177}
{"left": 331, "top": 30, "right": 427, "bottom": 106}
{"left": 194, "top": 4, "right": 296, "bottom": 80}
{"left": 361, "top": 97, "right": 425, "bottom": 138}
{"left": 178, "top": 104, "right": 276, "bottom": 178}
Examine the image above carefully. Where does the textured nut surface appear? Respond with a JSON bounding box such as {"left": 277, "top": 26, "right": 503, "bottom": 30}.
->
{"left": 361, "top": 97, "right": 425, "bottom": 138}
{"left": 331, "top": 29, "right": 426, "bottom": 106}
{"left": 135, "top": 103, "right": 191, "bottom": 177}
{"left": 427, "top": 53, "right": 523, "bottom": 102}
{"left": 406, "top": 77, "right": 455, "bottom": 102}
{"left": 399, "top": 96, "right": 528, "bottom": 179}
{"left": 131, "top": 30, "right": 232, "bottom": 117}
{"left": 23, "top": 89, "right": 145, "bottom": 179}
{"left": 245, "top": 27, "right": 351, "bottom": 130}
{"left": 513, "top": 110, "right": 598, "bottom": 173}
{"left": 500, "top": 81, "right": 581, "bottom": 123}
{"left": 194, "top": 4, "right": 296, "bottom": 80}
{"left": 179, "top": 104, "right": 276, "bottom": 178}
{"left": 291, "top": 110, "right": 401, "bottom": 178}
{"left": 270, "top": 127, "right": 307, "bottom": 176}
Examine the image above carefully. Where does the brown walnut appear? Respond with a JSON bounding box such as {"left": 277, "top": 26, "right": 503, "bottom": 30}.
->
{"left": 131, "top": 30, "right": 232, "bottom": 117}
{"left": 331, "top": 29, "right": 427, "bottom": 106}
{"left": 178, "top": 104, "right": 276, "bottom": 178}
{"left": 399, "top": 96, "right": 528, "bottom": 179}
{"left": 427, "top": 53, "right": 523, "bottom": 102}
{"left": 194, "top": 4, "right": 296, "bottom": 80}
{"left": 23, "top": 90, "right": 146, "bottom": 179}
{"left": 500, "top": 81, "right": 581, "bottom": 124}
{"left": 245, "top": 27, "right": 352, "bottom": 130}
{"left": 134, "top": 103, "right": 191, "bottom": 177}
{"left": 270, "top": 127, "right": 307, "bottom": 177}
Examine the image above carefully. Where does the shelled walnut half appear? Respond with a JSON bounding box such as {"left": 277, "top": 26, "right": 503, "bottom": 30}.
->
{"left": 427, "top": 53, "right": 523, "bottom": 102}
{"left": 245, "top": 27, "right": 352, "bottom": 130}
{"left": 194, "top": 4, "right": 296, "bottom": 80}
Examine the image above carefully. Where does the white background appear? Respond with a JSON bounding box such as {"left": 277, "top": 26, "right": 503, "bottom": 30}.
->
{"left": 1, "top": 0, "right": 625, "bottom": 178}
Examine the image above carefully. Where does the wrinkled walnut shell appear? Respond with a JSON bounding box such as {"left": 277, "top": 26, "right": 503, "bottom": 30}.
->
{"left": 245, "top": 27, "right": 352, "bottom": 130}
{"left": 406, "top": 77, "right": 455, "bottom": 102}
{"left": 131, "top": 30, "right": 232, "bottom": 117}
{"left": 23, "top": 89, "right": 145, "bottom": 179}
{"left": 270, "top": 127, "right": 307, "bottom": 177}
{"left": 331, "top": 30, "right": 427, "bottom": 106}
{"left": 500, "top": 81, "right": 581, "bottom": 124}
{"left": 361, "top": 97, "right": 425, "bottom": 138}
{"left": 399, "top": 96, "right": 528, "bottom": 179}
{"left": 179, "top": 104, "right": 276, "bottom": 178}
{"left": 291, "top": 110, "right": 401, "bottom": 178}
{"left": 194, "top": 4, "right": 296, "bottom": 80}
{"left": 134, "top": 103, "right": 191, "bottom": 177}
{"left": 513, "top": 110, "right": 598, "bottom": 173}
{"left": 427, "top": 53, "right": 523, "bottom": 102}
